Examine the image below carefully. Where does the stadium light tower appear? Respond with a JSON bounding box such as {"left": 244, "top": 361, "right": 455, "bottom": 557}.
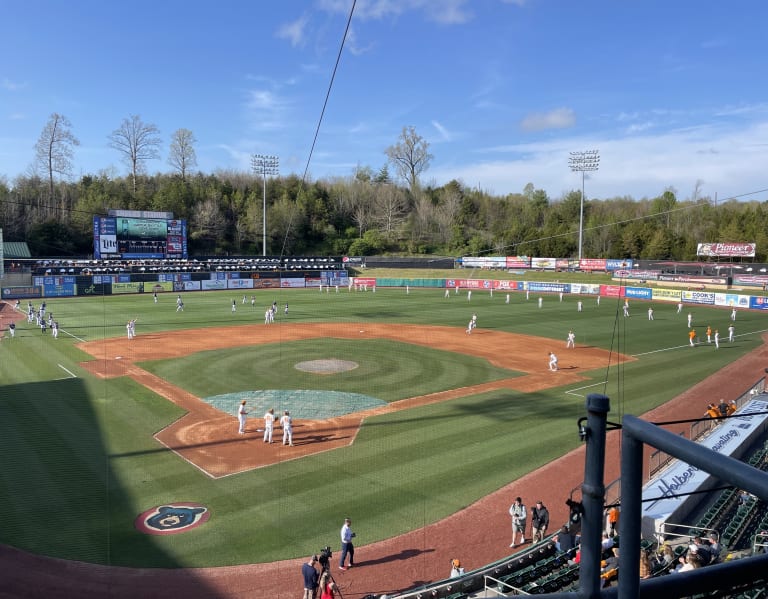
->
{"left": 569, "top": 150, "right": 600, "bottom": 261}
{"left": 251, "top": 154, "right": 279, "bottom": 256}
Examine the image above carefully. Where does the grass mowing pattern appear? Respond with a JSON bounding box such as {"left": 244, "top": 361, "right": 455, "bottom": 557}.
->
{"left": 0, "top": 287, "right": 764, "bottom": 566}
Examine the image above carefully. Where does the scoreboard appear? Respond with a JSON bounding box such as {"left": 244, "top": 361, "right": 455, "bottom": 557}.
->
{"left": 93, "top": 216, "right": 188, "bottom": 259}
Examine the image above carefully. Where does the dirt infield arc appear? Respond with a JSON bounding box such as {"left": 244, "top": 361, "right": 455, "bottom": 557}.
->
{"left": 76, "top": 323, "right": 622, "bottom": 477}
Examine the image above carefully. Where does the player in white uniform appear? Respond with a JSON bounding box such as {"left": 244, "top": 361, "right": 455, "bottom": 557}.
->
{"left": 237, "top": 400, "right": 248, "bottom": 434}
{"left": 566, "top": 330, "right": 575, "bottom": 349}
{"left": 548, "top": 352, "right": 559, "bottom": 371}
{"left": 263, "top": 408, "right": 275, "bottom": 443}
{"left": 280, "top": 411, "right": 293, "bottom": 446}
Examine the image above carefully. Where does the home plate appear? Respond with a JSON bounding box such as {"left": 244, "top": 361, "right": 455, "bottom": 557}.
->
{"left": 115, "top": 356, "right": 123, "bottom": 360}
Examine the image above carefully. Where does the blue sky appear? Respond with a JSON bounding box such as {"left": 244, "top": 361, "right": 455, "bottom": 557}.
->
{"left": 2, "top": 0, "right": 767, "bottom": 202}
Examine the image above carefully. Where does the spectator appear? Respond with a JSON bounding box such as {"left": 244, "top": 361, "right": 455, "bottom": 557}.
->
{"left": 658, "top": 543, "right": 676, "bottom": 568}
{"left": 717, "top": 400, "right": 729, "bottom": 418}
{"left": 707, "top": 532, "right": 721, "bottom": 563}
{"left": 449, "top": 559, "right": 464, "bottom": 578}
{"left": 554, "top": 525, "right": 576, "bottom": 554}
{"left": 691, "top": 538, "right": 711, "bottom": 566}
{"left": 602, "top": 532, "right": 615, "bottom": 553}
{"left": 302, "top": 555, "right": 319, "bottom": 599}
{"left": 705, "top": 403, "right": 720, "bottom": 419}
{"left": 606, "top": 506, "right": 620, "bottom": 536}
{"left": 531, "top": 501, "right": 550, "bottom": 543}
{"left": 674, "top": 550, "right": 703, "bottom": 573}
{"left": 639, "top": 549, "right": 653, "bottom": 579}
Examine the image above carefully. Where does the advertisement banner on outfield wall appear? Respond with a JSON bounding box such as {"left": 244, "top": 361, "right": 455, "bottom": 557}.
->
{"left": 281, "top": 278, "right": 306, "bottom": 288}
{"left": 570, "top": 283, "right": 600, "bottom": 295}
{"left": 227, "top": 278, "right": 254, "bottom": 289}
{"left": 506, "top": 256, "right": 530, "bottom": 268}
{"left": 253, "top": 279, "right": 278, "bottom": 289}
{"left": 201, "top": 280, "right": 227, "bottom": 290}
{"left": 733, "top": 274, "right": 768, "bottom": 287}
{"left": 580, "top": 258, "right": 607, "bottom": 271}
{"left": 531, "top": 257, "right": 557, "bottom": 269}
{"left": 493, "top": 280, "right": 520, "bottom": 290}
{"left": 682, "top": 290, "right": 715, "bottom": 305}
{"left": 625, "top": 287, "right": 652, "bottom": 299}
{"left": 600, "top": 285, "right": 625, "bottom": 298}
{"left": 714, "top": 293, "right": 751, "bottom": 308}
{"left": 526, "top": 282, "right": 570, "bottom": 293}
{"left": 651, "top": 288, "right": 681, "bottom": 302}
{"left": 306, "top": 278, "right": 322, "bottom": 288}
{"left": 606, "top": 259, "right": 633, "bottom": 270}
{"left": 147, "top": 282, "right": 174, "bottom": 293}
{"left": 181, "top": 281, "right": 201, "bottom": 291}
{"left": 112, "top": 282, "right": 145, "bottom": 294}
{"left": 354, "top": 277, "right": 377, "bottom": 287}
{"left": 42, "top": 282, "right": 77, "bottom": 297}
{"left": 1, "top": 286, "right": 43, "bottom": 299}
{"left": 750, "top": 296, "right": 768, "bottom": 310}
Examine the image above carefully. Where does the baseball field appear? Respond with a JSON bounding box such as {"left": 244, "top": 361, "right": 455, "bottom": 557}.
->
{"left": 0, "top": 284, "right": 764, "bottom": 574}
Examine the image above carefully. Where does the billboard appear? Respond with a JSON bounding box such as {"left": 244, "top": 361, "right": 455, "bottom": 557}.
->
{"left": 93, "top": 216, "right": 188, "bottom": 259}
{"left": 696, "top": 242, "right": 756, "bottom": 258}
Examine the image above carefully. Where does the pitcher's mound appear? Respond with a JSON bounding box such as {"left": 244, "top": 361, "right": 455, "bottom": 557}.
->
{"left": 295, "top": 359, "right": 359, "bottom": 374}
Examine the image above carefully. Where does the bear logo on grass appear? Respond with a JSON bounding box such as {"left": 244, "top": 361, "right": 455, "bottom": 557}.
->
{"left": 135, "top": 503, "right": 210, "bottom": 535}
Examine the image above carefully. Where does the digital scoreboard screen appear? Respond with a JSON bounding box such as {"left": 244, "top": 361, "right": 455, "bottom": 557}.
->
{"left": 93, "top": 216, "right": 188, "bottom": 259}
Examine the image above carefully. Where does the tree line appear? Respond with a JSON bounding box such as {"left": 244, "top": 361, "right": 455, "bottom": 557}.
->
{"left": 2, "top": 114, "right": 767, "bottom": 261}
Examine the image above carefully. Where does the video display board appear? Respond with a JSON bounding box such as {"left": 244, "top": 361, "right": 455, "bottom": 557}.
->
{"left": 93, "top": 216, "right": 187, "bottom": 259}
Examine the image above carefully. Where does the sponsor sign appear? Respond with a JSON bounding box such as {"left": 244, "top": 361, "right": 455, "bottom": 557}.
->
{"left": 733, "top": 274, "right": 768, "bottom": 287}
{"left": 697, "top": 242, "right": 756, "bottom": 257}
{"left": 181, "top": 281, "right": 201, "bottom": 291}
{"left": 606, "top": 259, "right": 633, "bottom": 271}
{"left": 148, "top": 282, "right": 174, "bottom": 293}
{"left": 253, "top": 279, "right": 278, "bottom": 289}
{"left": 658, "top": 275, "right": 727, "bottom": 285}
{"left": 625, "top": 287, "right": 652, "bottom": 299}
{"left": 651, "top": 288, "right": 682, "bottom": 301}
{"left": 112, "top": 282, "right": 145, "bottom": 294}
{"left": 600, "top": 285, "right": 625, "bottom": 298}
{"left": 681, "top": 290, "right": 715, "bottom": 305}
{"left": 750, "top": 296, "right": 768, "bottom": 310}
{"left": 570, "top": 283, "right": 600, "bottom": 295}
{"left": 342, "top": 256, "right": 365, "bottom": 264}
{"left": 580, "top": 258, "right": 607, "bottom": 271}
{"left": 281, "top": 278, "right": 307, "bottom": 288}
{"left": 641, "top": 399, "right": 768, "bottom": 537}
{"left": 99, "top": 235, "right": 118, "bottom": 254}
{"left": 714, "top": 293, "right": 751, "bottom": 308}
{"left": 201, "top": 280, "right": 227, "bottom": 290}
{"left": 506, "top": 256, "right": 530, "bottom": 268}
{"left": 614, "top": 269, "right": 660, "bottom": 280}
{"left": 227, "top": 279, "right": 254, "bottom": 289}
{"left": 527, "top": 282, "right": 570, "bottom": 293}
{"left": 1, "top": 286, "right": 43, "bottom": 299}
{"left": 531, "top": 257, "right": 557, "bottom": 269}
{"left": 42, "top": 282, "right": 76, "bottom": 298}
{"left": 353, "top": 277, "right": 377, "bottom": 287}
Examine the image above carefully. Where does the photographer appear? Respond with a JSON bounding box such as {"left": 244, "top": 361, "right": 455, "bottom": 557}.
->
{"left": 339, "top": 517, "right": 356, "bottom": 570}
{"left": 302, "top": 555, "right": 319, "bottom": 599}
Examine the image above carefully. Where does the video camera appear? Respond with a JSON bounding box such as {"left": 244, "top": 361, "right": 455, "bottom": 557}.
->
{"left": 318, "top": 546, "right": 333, "bottom": 570}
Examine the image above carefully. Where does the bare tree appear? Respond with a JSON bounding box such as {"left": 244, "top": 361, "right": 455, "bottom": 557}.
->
{"left": 373, "top": 183, "right": 408, "bottom": 238}
{"left": 34, "top": 113, "right": 79, "bottom": 202}
{"left": 168, "top": 128, "right": 197, "bottom": 181}
{"left": 108, "top": 114, "right": 161, "bottom": 195}
{"left": 385, "top": 126, "right": 433, "bottom": 191}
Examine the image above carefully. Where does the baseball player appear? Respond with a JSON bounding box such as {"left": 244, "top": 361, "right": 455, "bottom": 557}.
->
{"left": 548, "top": 352, "right": 559, "bottom": 371}
{"left": 263, "top": 408, "right": 275, "bottom": 443}
{"left": 566, "top": 330, "right": 575, "bottom": 349}
{"left": 237, "top": 400, "right": 249, "bottom": 435}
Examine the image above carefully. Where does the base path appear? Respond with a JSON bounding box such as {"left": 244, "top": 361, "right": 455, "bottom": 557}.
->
{"left": 5, "top": 328, "right": 765, "bottom": 599}
{"left": 76, "top": 323, "right": 619, "bottom": 477}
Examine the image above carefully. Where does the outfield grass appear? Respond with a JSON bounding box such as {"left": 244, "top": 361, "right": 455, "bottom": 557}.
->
{"left": 0, "top": 286, "right": 764, "bottom": 567}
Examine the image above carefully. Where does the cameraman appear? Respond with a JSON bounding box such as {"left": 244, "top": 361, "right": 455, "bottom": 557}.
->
{"left": 339, "top": 517, "right": 356, "bottom": 570}
{"left": 302, "top": 555, "right": 319, "bottom": 599}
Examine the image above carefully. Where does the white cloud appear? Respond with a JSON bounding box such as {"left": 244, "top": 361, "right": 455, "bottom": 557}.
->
{"left": 2, "top": 78, "right": 27, "bottom": 91}
{"left": 317, "top": 0, "right": 473, "bottom": 24}
{"left": 276, "top": 14, "right": 310, "bottom": 47}
{"left": 520, "top": 108, "right": 576, "bottom": 132}
{"left": 428, "top": 120, "right": 768, "bottom": 201}
{"left": 431, "top": 120, "right": 452, "bottom": 141}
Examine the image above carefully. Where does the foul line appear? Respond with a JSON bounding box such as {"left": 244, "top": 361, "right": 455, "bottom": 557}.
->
{"left": 565, "top": 380, "right": 608, "bottom": 397}
{"left": 62, "top": 329, "right": 86, "bottom": 342}
{"left": 632, "top": 328, "right": 768, "bottom": 358}
{"left": 58, "top": 364, "right": 77, "bottom": 378}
